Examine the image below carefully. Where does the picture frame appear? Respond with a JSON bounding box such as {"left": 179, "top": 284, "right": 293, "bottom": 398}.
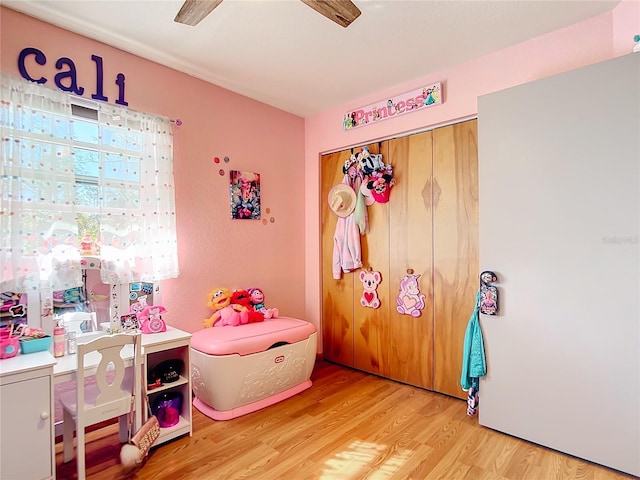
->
{"left": 230, "top": 170, "right": 261, "bottom": 220}
{"left": 120, "top": 313, "right": 139, "bottom": 332}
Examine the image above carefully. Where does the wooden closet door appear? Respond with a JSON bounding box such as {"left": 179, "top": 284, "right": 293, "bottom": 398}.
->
{"left": 387, "top": 131, "right": 434, "bottom": 389}
{"left": 432, "top": 119, "right": 479, "bottom": 399}
{"left": 353, "top": 142, "right": 390, "bottom": 376}
{"left": 321, "top": 149, "right": 355, "bottom": 366}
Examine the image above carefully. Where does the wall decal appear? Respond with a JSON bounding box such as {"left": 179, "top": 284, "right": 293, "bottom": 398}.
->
{"left": 230, "top": 170, "right": 261, "bottom": 220}
{"left": 18, "top": 47, "right": 128, "bottom": 106}
{"left": 396, "top": 272, "right": 426, "bottom": 317}
{"left": 359, "top": 269, "right": 381, "bottom": 309}
{"left": 343, "top": 82, "right": 442, "bottom": 130}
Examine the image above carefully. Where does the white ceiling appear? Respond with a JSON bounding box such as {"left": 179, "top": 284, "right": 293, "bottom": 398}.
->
{"left": 4, "top": 0, "right": 620, "bottom": 117}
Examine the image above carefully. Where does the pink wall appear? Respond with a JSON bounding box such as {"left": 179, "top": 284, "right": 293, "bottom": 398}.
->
{"left": 303, "top": 1, "right": 640, "bottom": 348}
{"left": 2, "top": 1, "right": 638, "bottom": 345}
{"left": 1, "top": 7, "right": 306, "bottom": 334}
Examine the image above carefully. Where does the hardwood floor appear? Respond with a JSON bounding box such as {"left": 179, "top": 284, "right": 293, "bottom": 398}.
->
{"left": 56, "top": 361, "right": 636, "bottom": 480}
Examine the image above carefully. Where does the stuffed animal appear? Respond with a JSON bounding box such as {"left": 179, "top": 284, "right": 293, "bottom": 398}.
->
{"left": 204, "top": 288, "right": 248, "bottom": 328}
{"left": 248, "top": 288, "right": 279, "bottom": 319}
{"left": 231, "top": 289, "right": 264, "bottom": 323}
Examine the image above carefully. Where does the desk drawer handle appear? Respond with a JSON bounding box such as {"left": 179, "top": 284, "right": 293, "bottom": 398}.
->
{"left": 40, "top": 412, "right": 50, "bottom": 420}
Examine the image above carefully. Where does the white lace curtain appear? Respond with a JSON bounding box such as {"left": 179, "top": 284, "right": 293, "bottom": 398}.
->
{"left": 0, "top": 74, "right": 179, "bottom": 293}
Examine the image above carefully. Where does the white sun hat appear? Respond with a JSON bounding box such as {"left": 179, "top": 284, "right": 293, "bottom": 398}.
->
{"left": 328, "top": 183, "right": 356, "bottom": 218}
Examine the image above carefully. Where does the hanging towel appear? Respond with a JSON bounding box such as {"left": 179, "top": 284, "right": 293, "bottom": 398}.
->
{"left": 460, "top": 292, "right": 486, "bottom": 391}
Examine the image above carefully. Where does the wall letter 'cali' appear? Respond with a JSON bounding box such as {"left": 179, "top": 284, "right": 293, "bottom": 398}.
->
{"left": 18, "top": 47, "right": 47, "bottom": 84}
{"left": 54, "top": 57, "right": 85, "bottom": 95}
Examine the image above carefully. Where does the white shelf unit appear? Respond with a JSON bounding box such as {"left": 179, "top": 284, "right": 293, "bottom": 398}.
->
{"left": 0, "top": 352, "right": 56, "bottom": 480}
{"left": 141, "top": 328, "right": 192, "bottom": 447}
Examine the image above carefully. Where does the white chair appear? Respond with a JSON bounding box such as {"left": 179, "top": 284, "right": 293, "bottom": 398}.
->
{"left": 59, "top": 333, "right": 142, "bottom": 480}
{"left": 62, "top": 311, "right": 98, "bottom": 336}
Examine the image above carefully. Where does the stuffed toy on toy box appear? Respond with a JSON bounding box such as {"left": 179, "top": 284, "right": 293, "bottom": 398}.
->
{"left": 248, "top": 288, "right": 279, "bottom": 319}
{"left": 231, "top": 289, "right": 265, "bottom": 323}
{"left": 204, "top": 288, "right": 249, "bottom": 328}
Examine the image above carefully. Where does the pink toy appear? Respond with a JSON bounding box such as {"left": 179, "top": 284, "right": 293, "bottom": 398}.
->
{"left": 248, "top": 288, "right": 279, "bottom": 319}
{"left": 214, "top": 305, "right": 249, "bottom": 327}
{"left": 138, "top": 305, "right": 167, "bottom": 333}
{"left": 359, "top": 269, "right": 381, "bottom": 308}
{"left": 396, "top": 273, "right": 426, "bottom": 317}
{"left": 204, "top": 288, "right": 250, "bottom": 328}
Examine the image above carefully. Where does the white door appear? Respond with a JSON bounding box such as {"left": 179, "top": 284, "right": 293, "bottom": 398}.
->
{"left": 477, "top": 53, "right": 639, "bottom": 476}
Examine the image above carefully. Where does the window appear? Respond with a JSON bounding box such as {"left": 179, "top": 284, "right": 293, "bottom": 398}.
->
{"left": 0, "top": 74, "right": 179, "bottom": 295}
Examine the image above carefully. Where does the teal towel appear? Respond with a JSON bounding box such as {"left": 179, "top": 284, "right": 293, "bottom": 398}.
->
{"left": 460, "top": 292, "right": 486, "bottom": 391}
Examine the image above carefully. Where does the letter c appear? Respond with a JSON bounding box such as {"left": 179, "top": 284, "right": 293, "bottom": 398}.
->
{"left": 18, "top": 47, "right": 47, "bottom": 84}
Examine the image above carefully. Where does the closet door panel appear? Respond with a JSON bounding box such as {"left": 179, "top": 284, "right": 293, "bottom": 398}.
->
{"left": 432, "top": 120, "right": 479, "bottom": 399}
{"left": 354, "top": 142, "right": 390, "bottom": 375}
{"left": 321, "top": 149, "right": 355, "bottom": 366}
{"left": 388, "top": 131, "right": 434, "bottom": 389}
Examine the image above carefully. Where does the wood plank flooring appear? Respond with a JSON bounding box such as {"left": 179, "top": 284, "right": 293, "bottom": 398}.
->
{"left": 56, "top": 361, "right": 636, "bottom": 480}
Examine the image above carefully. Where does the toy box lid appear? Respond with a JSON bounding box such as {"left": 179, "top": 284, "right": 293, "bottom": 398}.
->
{"left": 191, "top": 317, "right": 316, "bottom": 356}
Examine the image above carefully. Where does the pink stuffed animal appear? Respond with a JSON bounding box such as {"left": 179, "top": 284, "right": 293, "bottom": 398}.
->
{"left": 248, "top": 288, "right": 279, "bottom": 319}
{"left": 214, "top": 305, "right": 249, "bottom": 327}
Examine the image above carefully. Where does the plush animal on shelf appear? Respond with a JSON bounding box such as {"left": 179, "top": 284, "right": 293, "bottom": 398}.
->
{"left": 248, "top": 288, "right": 279, "bottom": 319}
{"left": 230, "top": 289, "right": 264, "bottom": 323}
{"left": 204, "top": 288, "right": 248, "bottom": 328}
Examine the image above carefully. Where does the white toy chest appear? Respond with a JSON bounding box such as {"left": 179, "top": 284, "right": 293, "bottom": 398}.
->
{"left": 190, "top": 317, "right": 317, "bottom": 420}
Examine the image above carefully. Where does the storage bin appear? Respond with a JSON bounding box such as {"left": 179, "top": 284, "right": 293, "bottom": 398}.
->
{"left": 152, "top": 391, "right": 183, "bottom": 428}
{"left": 19, "top": 335, "right": 52, "bottom": 354}
{"left": 0, "top": 336, "right": 19, "bottom": 359}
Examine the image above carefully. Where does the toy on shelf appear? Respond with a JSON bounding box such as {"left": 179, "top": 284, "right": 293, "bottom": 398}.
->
{"left": 204, "top": 288, "right": 248, "bottom": 328}
{"left": 248, "top": 288, "right": 279, "bottom": 319}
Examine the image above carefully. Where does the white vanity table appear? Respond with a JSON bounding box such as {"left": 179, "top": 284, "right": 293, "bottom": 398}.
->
{"left": 0, "top": 326, "right": 192, "bottom": 480}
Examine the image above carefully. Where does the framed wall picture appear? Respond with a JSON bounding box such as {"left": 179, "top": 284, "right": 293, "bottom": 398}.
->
{"left": 230, "top": 170, "right": 261, "bottom": 219}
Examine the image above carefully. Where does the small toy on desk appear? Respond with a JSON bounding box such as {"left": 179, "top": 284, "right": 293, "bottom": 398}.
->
{"left": 138, "top": 305, "right": 167, "bottom": 334}
{"left": 248, "top": 287, "right": 279, "bottom": 319}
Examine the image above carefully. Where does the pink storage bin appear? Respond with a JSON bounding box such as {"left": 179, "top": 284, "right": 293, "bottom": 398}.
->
{"left": 0, "top": 335, "right": 19, "bottom": 359}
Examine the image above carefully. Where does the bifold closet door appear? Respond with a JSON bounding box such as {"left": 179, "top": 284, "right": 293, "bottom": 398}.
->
{"left": 432, "top": 120, "right": 478, "bottom": 400}
{"left": 353, "top": 142, "right": 391, "bottom": 376}
{"left": 387, "top": 131, "right": 434, "bottom": 389}
{"left": 321, "top": 148, "right": 354, "bottom": 366}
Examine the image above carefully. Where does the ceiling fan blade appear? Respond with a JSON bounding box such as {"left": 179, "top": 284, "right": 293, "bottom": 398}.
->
{"left": 299, "top": 0, "right": 361, "bottom": 28}
{"left": 174, "top": 0, "right": 224, "bottom": 26}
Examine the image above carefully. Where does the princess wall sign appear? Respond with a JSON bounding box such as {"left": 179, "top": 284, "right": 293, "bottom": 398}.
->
{"left": 343, "top": 82, "right": 443, "bottom": 131}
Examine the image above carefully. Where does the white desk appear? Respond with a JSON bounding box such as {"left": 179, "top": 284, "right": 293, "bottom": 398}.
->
{"left": 0, "top": 326, "right": 192, "bottom": 480}
{"left": 53, "top": 327, "right": 190, "bottom": 378}
{"left": 53, "top": 326, "right": 192, "bottom": 445}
